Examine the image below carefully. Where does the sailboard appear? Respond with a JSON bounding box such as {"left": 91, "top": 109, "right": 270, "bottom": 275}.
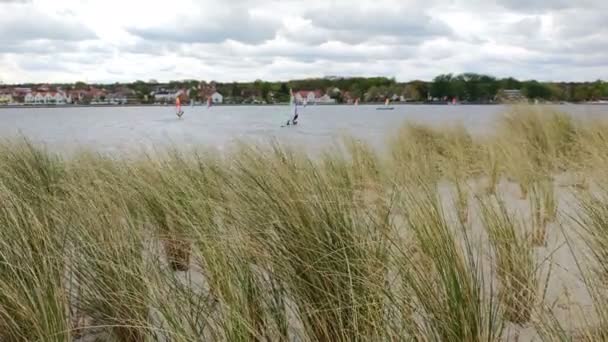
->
{"left": 376, "top": 98, "right": 394, "bottom": 110}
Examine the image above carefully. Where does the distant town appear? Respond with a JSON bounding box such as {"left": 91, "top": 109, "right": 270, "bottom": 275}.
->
{"left": 1, "top": 74, "right": 607, "bottom": 106}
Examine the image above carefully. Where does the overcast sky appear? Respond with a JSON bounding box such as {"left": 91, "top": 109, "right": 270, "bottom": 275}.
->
{"left": 0, "top": 0, "right": 607, "bottom": 84}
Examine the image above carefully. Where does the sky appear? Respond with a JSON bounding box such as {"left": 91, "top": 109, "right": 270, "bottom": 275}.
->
{"left": 0, "top": 0, "right": 607, "bottom": 84}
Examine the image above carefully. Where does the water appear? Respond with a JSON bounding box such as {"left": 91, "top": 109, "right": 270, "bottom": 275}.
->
{"left": 0, "top": 104, "right": 607, "bottom": 154}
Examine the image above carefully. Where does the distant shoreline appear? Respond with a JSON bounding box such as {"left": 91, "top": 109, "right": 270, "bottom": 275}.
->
{"left": 0, "top": 102, "right": 603, "bottom": 109}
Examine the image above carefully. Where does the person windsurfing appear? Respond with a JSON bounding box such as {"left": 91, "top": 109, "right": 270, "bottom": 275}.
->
{"left": 288, "top": 106, "right": 299, "bottom": 126}
{"left": 286, "top": 89, "right": 298, "bottom": 126}
{"left": 176, "top": 96, "right": 184, "bottom": 118}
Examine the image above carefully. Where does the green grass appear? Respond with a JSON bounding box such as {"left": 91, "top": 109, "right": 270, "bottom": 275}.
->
{"left": 1, "top": 106, "right": 608, "bottom": 341}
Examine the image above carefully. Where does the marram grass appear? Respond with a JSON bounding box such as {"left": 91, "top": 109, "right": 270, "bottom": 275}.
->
{"left": 0, "top": 107, "right": 608, "bottom": 341}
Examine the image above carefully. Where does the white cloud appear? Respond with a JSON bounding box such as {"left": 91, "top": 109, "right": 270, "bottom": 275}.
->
{"left": 0, "top": 0, "right": 607, "bottom": 83}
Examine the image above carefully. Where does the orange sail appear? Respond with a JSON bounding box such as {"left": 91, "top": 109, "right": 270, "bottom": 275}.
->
{"left": 176, "top": 97, "right": 181, "bottom": 112}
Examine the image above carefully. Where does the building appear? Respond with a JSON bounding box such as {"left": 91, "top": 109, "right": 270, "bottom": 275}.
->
{"left": 24, "top": 91, "right": 70, "bottom": 105}
{"left": 294, "top": 90, "right": 322, "bottom": 104}
{"left": 316, "top": 94, "right": 336, "bottom": 104}
{"left": 342, "top": 91, "right": 355, "bottom": 104}
{"left": 107, "top": 92, "right": 128, "bottom": 104}
{"left": 68, "top": 90, "right": 88, "bottom": 104}
{"left": 211, "top": 91, "right": 223, "bottom": 104}
{"left": 153, "top": 91, "right": 176, "bottom": 103}
{"left": 0, "top": 92, "right": 13, "bottom": 104}
{"left": 498, "top": 89, "right": 525, "bottom": 102}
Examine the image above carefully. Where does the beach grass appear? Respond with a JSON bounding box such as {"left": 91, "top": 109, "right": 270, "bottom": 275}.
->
{"left": 1, "top": 106, "right": 607, "bottom": 340}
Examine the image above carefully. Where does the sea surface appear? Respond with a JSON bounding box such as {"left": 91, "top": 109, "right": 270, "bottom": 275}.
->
{"left": 0, "top": 104, "right": 607, "bottom": 155}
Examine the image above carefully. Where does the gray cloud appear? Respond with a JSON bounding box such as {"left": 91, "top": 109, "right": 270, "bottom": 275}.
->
{"left": 0, "top": 8, "right": 96, "bottom": 42}
{"left": 127, "top": 10, "right": 280, "bottom": 44}
{"left": 302, "top": 5, "right": 451, "bottom": 44}
{"left": 496, "top": 0, "right": 577, "bottom": 12}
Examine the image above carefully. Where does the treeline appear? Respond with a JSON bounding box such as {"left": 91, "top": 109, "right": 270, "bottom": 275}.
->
{"left": 428, "top": 74, "right": 608, "bottom": 103}
{"left": 14, "top": 74, "right": 608, "bottom": 104}
{"left": 123, "top": 74, "right": 608, "bottom": 103}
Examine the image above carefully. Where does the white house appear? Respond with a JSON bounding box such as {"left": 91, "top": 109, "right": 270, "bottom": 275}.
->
{"left": 154, "top": 91, "right": 174, "bottom": 102}
{"left": 34, "top": 93, "right": 45, "bottom": 104}
{"left": 24, "top": 92, "right": 36, "bottom": 104}
{"left": 211, "top": 91, "right": 223, "bottom": 104}
{"left": 295, "top": 90, "right": 322, "bottom": 104}
{"left": 316, "top": 94, "right": 336, "bottom": 104}
{"left": 107, "top": 93, "right": 128, "bottom": 104}
{"left": 24, "top": 91, "right": 68, "bottom": 104}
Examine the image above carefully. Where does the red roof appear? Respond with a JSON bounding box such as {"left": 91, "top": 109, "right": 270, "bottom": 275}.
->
{"left": 296, "top": 90, "right": 322, "bottom": 98}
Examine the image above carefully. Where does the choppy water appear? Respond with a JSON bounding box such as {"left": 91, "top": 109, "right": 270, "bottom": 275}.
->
{"left": 0, "top": 104, "right": 606, "bottom": 154}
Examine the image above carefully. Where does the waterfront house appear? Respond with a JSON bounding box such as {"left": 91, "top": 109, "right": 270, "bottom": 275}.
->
{"left": 497, "top": 89, "right": 525, "bottom": 103}
{"left": 0, "top": 91, "right": 13, "bottom": 104}
{"left": 153, "top": 91, "right": 172, "bottom": 103}
{"left": 24, "top": 91, "right": 69, "bottom": 104}
{"left": 11, "top": 87, "right": 30, "bottom": 103}
{"left": 342, "top": 91, "right": 355, "bottom": 104}
{"left": 107, "top": 92, "right": 128, "bottom": 104}
{"left": 211, "top": 92, "right": 223, "bottom": 104}
{"left": 295, "top": 90, "right": 322, "bottom": 104}
{"left": 317, "top": 94, "right": 336, "bottom": 104}
{"left": 24, "top": 92, "right": 36, "bottom": 104}
{"left": 88, "top": 88, "right": 107, "bottom": 103}
{"left": 69, "top": 90, "right": 88, "bottom": 104}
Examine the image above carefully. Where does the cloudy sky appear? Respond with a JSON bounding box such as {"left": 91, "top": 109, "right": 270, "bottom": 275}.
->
{"left": 0, "top": 0, "right": 607, "bottom": 84}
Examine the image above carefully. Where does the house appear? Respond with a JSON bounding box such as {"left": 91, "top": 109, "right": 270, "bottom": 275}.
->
{"left": 69, "top": 90, "right": 88, "bottom": 104}
{"left": 88, "top": 88, "right": 107, "bottom": 103}
{"left": 110, "top": 87, "right": 137, "bottom": 104}
{"left": 24, "top": 92, "right": 36, "bottom": 104}
{"left": 211, "top": 92, "right": 223, "bottom": 104}
{"left": 498, "top": 89, "right": 525, "bottom": 102}
{"left": 294, "top": 90, "right": 322, "bottom": 104}
{"left": 316, "top": 94, "right": 336, "bottom": 104}
{"left": 107, "top": 92, "right": 128, "bottom": 104}
{"left": 0, "top": 91, "right": 13, "bottom": 104}
{"left": 24, "top": 91, "right": 69, "bottom": 104}
{"left": 153, "top": 88, "right": 189, "bottom": 104}
{"left": 154, "top": 91, "right": 173, "bottom": 103}
{"left": 11, "top": 87, "right": 31, "bottom": 103}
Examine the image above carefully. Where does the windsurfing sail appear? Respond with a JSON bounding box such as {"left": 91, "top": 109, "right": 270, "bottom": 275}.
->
{"left": 376, "top": 97, "right": 395, "bottom": 110}
{"left": 207, "top": 97, "right": 212, "bottom": 108}
{"left": 283, "top": 88, "right": 299, "bottom": 126}
{"left": 176, "top": 97, "right": 184, "bottom": 118}
{"left": 354, "top": 98, "right": 359, "bottom": 106}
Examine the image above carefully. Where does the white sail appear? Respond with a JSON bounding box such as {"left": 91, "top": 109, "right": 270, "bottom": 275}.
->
{"left": 283, "top": 89, "right": 298, "bottom": 126}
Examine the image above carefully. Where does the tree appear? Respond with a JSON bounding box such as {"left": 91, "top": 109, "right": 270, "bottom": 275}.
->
{"left": 522, "top": 81, "right": 552, "bottom": 100}
{"left": 189, "top": 88, "right": 200, "bottom": 102}
{"left": 402, "top": 84, "right": 421, "bottom": 101}
{"left": 75, "top": 81, "right": 88, "bottom": 90}
{"left": 430, "top": 74, "right": 454, "bottom": 99}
